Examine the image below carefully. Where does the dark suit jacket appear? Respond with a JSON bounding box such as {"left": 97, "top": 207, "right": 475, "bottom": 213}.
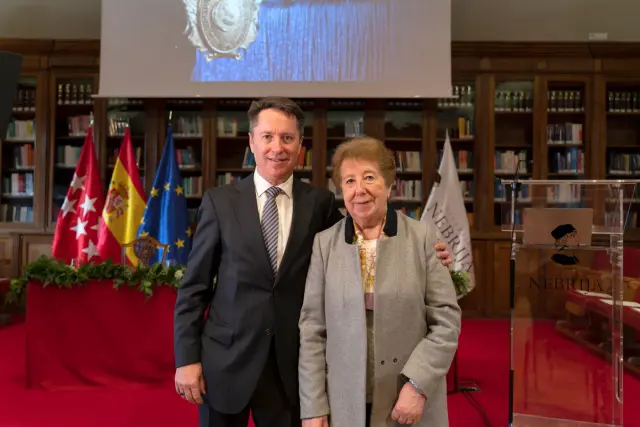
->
{"left": 174, "top": 174, "right": 344, "bottom": 414}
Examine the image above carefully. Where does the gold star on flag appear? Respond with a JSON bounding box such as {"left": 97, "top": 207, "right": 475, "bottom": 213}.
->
{"left": 186, "top": 228, "right": 192, "bottom": 237}
{"left": 164, "top": 183, "right": 171, "bottom": 191}
{"left": 175, "top": 239, "right": 185, "bottom": 248}
{"left": 150, "top": 188, "right": 159, "bottom": 197}
{"left": 140, "top": 231, "right": 149, "bottom": 237}
{"left": 175, "top": 185, "right": 184, "bottom": 196}
{"left": 140, "top": 217, "right": 145, "bottom": 225}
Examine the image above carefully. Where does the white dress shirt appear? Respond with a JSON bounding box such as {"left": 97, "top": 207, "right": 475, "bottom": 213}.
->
{"left": 254, "top": 171, "right": 293, "bottom": 270}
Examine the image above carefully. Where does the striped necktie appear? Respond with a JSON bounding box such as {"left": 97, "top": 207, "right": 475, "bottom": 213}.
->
{"left": 261, "top": 186, "right": 283, "bottom": 275}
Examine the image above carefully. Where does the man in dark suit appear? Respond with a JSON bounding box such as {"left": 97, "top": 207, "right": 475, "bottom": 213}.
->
{"left": 173, "top": 97, "right": 452, "bottom": 427}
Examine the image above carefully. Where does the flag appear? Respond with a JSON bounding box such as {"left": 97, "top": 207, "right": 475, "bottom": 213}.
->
{"left": 137, "top": 124, "right": 192, "bottom": 266}
{"left": 51, "top": 128, "right": 104, "bottom": 265}
{"left": 97, "top": 127, "right": 147, "bottom": 266}
{"left": 422, "top": 133, "right": 476, "bottom": 297}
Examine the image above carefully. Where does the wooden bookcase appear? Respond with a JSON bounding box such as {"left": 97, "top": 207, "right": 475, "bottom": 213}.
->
{"left": 47, "top": 72, "right": 97, "bottom": 231}
{"left": 492, "top": 77, "right": 536, "bottom": 228}
{"left": 3, "top": 39, "right": 640, "bottom": 318}
{"left": 0, "top": 72, "right": 47, "bottom": 231}
{"left": 604, "top": 78, "right": 640, "bottom": 229}
{"left": 163, "top": 98, "right": 207, "bottom": 225}
{"left": 437, "top": 81, "right": 476, "bottom": 225}
{"left": 2, "top": 76, "right": 37, "bottom": 226}
{"left": 103, "top": 98, "right": 147, "bottom": 187}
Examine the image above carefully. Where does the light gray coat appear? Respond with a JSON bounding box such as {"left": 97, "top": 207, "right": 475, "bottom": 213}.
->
{"left": 298, "top": 210, "right": 462, "bottom": 427}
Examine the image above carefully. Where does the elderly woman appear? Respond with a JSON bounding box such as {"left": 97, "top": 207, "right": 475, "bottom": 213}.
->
{"left": 298, "top": 137, "right": 462, "bottom": 427}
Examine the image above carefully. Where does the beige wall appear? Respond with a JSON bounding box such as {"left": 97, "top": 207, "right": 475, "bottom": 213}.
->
{"left": 0, "top": 0, "right": 637, "bottom": 41}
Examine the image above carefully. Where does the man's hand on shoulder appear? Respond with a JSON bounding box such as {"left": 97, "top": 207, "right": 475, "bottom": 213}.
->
{"left": 434, "top": 241, "right": 452, "bottom": 266}
{"left": 175, "top": 363, "right": 206, "bottom": 404}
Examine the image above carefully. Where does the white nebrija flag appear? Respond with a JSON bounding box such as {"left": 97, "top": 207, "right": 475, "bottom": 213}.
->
{"left": 422, "top": 134, "right": 476, "bottom": 298}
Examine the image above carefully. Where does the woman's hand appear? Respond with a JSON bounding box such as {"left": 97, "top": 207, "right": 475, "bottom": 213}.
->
{"left": 391, "top": 382, "right": 426, "bottom": 424}
{"left": 302, "top": 416, "right": 329, "bottom": 427}
{"left": 434, "top": 241, "right": 452, "bottom": 266}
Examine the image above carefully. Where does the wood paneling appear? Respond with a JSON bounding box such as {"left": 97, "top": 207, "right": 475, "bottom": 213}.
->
{"left": 0, "top": 235, "right": 14, "bottom": 279}
{"left": 458, "top": 240, "right": 489, "bottom": 317}
{"left": 19, "top": 234, "right": 53, "bottom": 275}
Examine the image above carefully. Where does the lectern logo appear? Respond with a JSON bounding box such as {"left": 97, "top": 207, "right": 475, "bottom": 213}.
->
{"left": 550, "top": 224, "right": 580, "bottom": 266}
{"left": 182, "top": 0, "right": 262, "bottom": 61}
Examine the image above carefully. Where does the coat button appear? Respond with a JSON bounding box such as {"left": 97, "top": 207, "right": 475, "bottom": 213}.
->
{"left": 265, "top": 329, "right": 272, "bottom": 336}
{"left": 393, "top": 358, "right": 398, "bottom": 363}
{"left": 381, "top": 360, "right": 385, "bottom": 365}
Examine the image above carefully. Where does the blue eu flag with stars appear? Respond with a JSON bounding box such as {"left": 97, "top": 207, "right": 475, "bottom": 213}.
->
{"left": 137, "top": 124, "right": 192, "bottom": 266}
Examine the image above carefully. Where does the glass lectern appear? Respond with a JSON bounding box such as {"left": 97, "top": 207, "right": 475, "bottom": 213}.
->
{"left": 501, "top": 179, "right": 640, "bottom": 427}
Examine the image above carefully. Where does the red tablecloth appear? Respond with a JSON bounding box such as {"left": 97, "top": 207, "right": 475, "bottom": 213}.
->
{"left": 25, "top": 279, "right": 176, "bottom": 390}
{"left": 25, "top": 277, "right": 459, "bottom": 407}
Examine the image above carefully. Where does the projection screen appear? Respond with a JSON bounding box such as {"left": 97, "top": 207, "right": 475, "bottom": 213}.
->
{"left": 98, "top": 0, "right": 452, "bottom": 98}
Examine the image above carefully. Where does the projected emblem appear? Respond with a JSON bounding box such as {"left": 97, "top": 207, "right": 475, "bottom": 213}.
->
{"left": 182, "top": 0, "right": 262, "bottom": 61}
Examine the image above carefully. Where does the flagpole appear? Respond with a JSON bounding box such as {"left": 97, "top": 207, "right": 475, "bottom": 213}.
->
{"left": 427, "top": 130, "right": 481, "bottom": 398}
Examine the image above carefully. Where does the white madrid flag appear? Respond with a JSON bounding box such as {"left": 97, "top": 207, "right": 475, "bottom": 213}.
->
{"left": 421, "top": 133, "right": 476, "bottom": 297}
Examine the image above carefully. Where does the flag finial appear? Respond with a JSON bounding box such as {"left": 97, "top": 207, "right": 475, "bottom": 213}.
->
{"left": 89, "top": 112, "right": 94, "bottom": 127}
{"left": 169, "top": 110, "right": 173, "bottom": 121}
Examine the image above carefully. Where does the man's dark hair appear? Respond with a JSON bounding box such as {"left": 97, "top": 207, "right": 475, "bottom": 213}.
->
{"left": 247, "top": 96, "right": 305, "bottom": 137}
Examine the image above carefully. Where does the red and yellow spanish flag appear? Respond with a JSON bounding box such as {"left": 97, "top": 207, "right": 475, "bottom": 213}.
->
{"left": 97, "top": 128, "right": 147, "bottom": 266}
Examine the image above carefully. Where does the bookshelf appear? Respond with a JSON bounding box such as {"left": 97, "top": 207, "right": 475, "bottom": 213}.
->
{"left": 164, "top": 99, "right": 206, "bottom": 226}
{"left": 493, "top": 79, "right": 535, "bottom": 227}
{"left": 104, "top": 98, "right": 146, "bottom": 192}
{"left": 325, "top": 99, "right": 368, "bottom": 210}
{"left": 383, "top": 100, "right": 424, "bottom": 219}
{"left": 605, "top": 81, "right": 640, "bottom": 229}
{"left": 543, "top": 78, "right": 590, "bottom": 216}
{"left": 296, "top": 101, "right": 315, "bottom": 183}
{"left": 215, "top": 98, "right": 253, "bottom": 190}
{"left": 437, "top": 82, "right": 476, "bottom": 226}
{"left": 1, "top": 76, "right": 36, "bottom": 226}
{"left": 545, "top": 80, "right": 587, "bottom": 179}
{"left": 48, "top": 74, "right": 96, "bottom": 229}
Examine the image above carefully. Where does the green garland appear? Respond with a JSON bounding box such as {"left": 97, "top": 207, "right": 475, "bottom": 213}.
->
{"left": 3, "top": 256, "right": 185, "bottom": 305}
{"left": 4, "top": 256, "right": 471, "bottom": 305}
{"left": 450, "top": 270, "right": 471, "bottom": 298}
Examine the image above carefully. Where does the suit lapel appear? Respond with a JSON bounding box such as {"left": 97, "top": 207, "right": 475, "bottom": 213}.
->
{"left": 275, "top": 179, "right": 315, "bottom": 287}
{"left": 232, "top": 175, "right": 274, "bottom": 284}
